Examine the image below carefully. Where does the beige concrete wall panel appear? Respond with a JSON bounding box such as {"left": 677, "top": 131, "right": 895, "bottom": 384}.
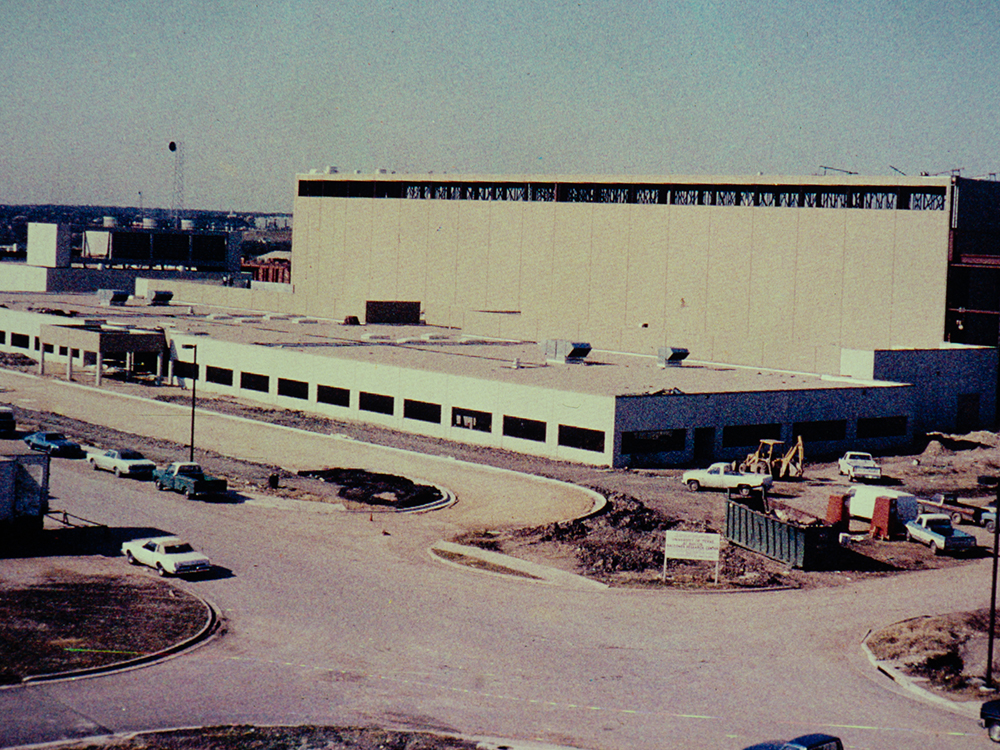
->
{"left": 397, "top": 200, "right": 430, "bottom": 302}
{"left": 789, "top": 211, "right": 848, "bottom": 372}
{"left": 549, "top": 205, "right": 593, "bottom": 335}
{"left": 704, "top": 208, "right": 754, "bottom": 362}
{"left": 497, "top": 312, "right": 540, "bottom": 342}
{"left": 663, "top": 209, "right": 711, "bottom": 356}
{"left": 455, "top": 202, "right": 492, "bottom": 308}
{"left": 423, "top": 202, "right": 462, "bottom": 322}
{"left": 519, "top": 203, "right": 557, "bottom": 317}
{"left": 314, "top": 199, "right": 348, "bottom": 319}
{"left": 462, "top": 310, "right": 502, "bottom": 338}
{"left": 340, "top": 201, "right": 374, "bottom": 318}
{"left": 370, "top": 199, "right": 401, "bottom": 299}
{"left": 837, "top": 212, "right": 899, "bottom": 350}
{"left": 746, "top": 210, "right": 801, "bottom": 367}
{"left": 486, "top": 203, "right": 523, "bottom": 310}
{"left": 587, "top": 207, "right": 629, "bottom": 347}
{"left": 624, "top": 207, "right": 670, "bottom": 342}
{"left": 890, "top": 212, "right": 950, "bottom": 346}
{"left": 290, "top": 200, "right": 319, "bottom": 303}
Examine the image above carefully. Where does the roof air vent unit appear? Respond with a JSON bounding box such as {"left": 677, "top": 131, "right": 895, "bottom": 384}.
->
{"left": 96, "top": 289, "right": 128, "bottom": 307}
{"left": 325, "top": 166, "right": 339, "bottom": 174}
{"left": 147, "top": 290, "right": 173, "bottom": 306}
{"left": 543, "top": 339, "right": 592, "bottom": 364}
{"left": 658, "top": 346, "right": 689, "bottom": 367}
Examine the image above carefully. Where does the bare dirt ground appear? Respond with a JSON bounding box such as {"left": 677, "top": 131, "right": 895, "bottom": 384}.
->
{"left": 0, "top": 557, "right": 209, "bottom": 685}
{"left": 56, "top": 725, "right": 479, "bottom": 750}
{"left": 5, "top": 362, "right": 1000, "bottom": 717}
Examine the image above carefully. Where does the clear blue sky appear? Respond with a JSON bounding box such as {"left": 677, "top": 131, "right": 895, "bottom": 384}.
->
{"left": 1, "top": 0, "right": 998, "bottom": 212}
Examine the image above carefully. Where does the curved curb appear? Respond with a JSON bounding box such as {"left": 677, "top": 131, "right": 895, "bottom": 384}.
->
{"left": 860, "top": 625, "right": 982, "bottom": 719}
{"left": 16, "top": 593, "right": 220, "bottom": 686}
{"left": 396, "top": 481, "right": 458, "bottom": 514}
{"left": 430, "top": 540, "right": 608, "bottom": 590}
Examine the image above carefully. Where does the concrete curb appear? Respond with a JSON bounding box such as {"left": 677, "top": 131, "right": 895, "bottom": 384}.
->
{"left": 860, "top": 627, "right": 982, "bottom": 720}
{"left": 430, "top": 540, "right": 608, "bottom": 590}
{"left": 14, "top": 592, "right": 220, "bottom": 686}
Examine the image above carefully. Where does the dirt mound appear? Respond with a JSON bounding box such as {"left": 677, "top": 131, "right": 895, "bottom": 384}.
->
{"left": 297, "top": 468, "right": 443, "bottom": 509}
{"left": 458, "top": 494, "right": 797, "bottom": 589}
{"left": 0, "top": 352, "right": 36, "bottom": 370}
{"left": 868, "top": 608, "right": 998, "bottom": 697}
{"left": 921, "top": 440, "right": 953, "bottom": 458}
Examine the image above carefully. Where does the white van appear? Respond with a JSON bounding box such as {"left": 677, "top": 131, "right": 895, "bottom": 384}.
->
{"left": 845, "top": 485, "right": 921, "bottom": 525}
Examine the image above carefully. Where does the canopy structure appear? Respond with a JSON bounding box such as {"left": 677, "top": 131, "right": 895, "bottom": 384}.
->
{"left": 38, "top": 323, "right": 166, "bottom": 386}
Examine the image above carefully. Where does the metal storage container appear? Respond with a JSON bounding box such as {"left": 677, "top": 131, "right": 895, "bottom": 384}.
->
{"left": 725, "top": 499, "right": 835, "bottom": 570}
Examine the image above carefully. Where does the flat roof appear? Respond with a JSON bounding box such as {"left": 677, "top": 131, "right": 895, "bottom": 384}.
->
{"left": 299, "top": 171, "right": 956, "bottom": 189}
{"left": 0, "top": 291, "right": 900, "bottom": 398}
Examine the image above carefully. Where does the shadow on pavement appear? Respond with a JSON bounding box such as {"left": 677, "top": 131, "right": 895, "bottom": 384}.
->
{"left": 5, "top": 525, "right": 171, "bottom": 559}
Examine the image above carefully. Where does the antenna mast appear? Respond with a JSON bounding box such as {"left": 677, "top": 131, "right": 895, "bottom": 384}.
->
{"left": 168, "top": 140, "right": 184, "bottom": 228}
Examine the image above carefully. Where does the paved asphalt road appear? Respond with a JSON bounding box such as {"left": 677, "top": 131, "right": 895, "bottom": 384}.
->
{"left": 0, "top": 373, "right": 994, "bottom": 750}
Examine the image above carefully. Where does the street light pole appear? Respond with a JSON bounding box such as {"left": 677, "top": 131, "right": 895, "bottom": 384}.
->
{"left": 182, "top": 344, "right": 197, "bottom": 462}
{"left": 983, "top": 475, "right": 1000, "bottom": 688}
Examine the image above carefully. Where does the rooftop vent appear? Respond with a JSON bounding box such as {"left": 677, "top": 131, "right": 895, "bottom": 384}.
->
{"left": 147, "top": 290, "right": 173, "bottom": 306}
{"left": 96, "top": 289, "right": 128, "bottom": 307}
{"left": 658, "top": 346, "right": 689, "bottom": 367}
{"left": 543, "top": 339, "right": 592, "bottom": 364}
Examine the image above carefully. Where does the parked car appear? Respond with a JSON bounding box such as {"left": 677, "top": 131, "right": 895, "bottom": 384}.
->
{"left": 153, "top": 462, "right": 228, "bottom": 498}
{"left": 88, "top": 448, "right": 156, "bottom": 478}
{"left": 121, "top": 536, "right": 211, "bottom": 576}
{"left": 837, "top": 451, "right": 882, "bottom": 482}
{"left": 982, "top": 698, "right": 1000, "bottom": 742}
{"left": 985, "top": 504, "right": 997, "bottom": 535}
{"left": 742, "top": 733, "right": 843, "bottom": 750}
{"left": 23, "top": 431, "right": 84, "bottom": 457}
{"left": 681, "top": 462, "right": 773, "bottom": 497}
{"left": 904, "top": 513, "right": 977, "bottom": 555}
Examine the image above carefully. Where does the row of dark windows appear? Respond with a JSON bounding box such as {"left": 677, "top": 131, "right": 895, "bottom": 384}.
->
{"left": 620, "top": 417, "right": 909, "bottom": 455}
{"left": 299, "top": 179, "right": 946, "bottom": 211}
{"left": 172, "top": 361, "right": 606, "bottom": 452}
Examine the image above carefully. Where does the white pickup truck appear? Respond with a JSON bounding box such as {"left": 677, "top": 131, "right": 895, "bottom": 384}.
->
{"left": 837, "top": 451, "right": 882, "bottom": 482}
{"left": 681, "top": 462, "right": 773, "bottom": 497}
{"left": 904, "top": 513, "right": 977, "bottom": 555}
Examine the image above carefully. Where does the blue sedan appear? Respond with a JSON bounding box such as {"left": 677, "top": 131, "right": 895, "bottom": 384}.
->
{"left": 23, "top": 431, "right": 84, "bottom": 457}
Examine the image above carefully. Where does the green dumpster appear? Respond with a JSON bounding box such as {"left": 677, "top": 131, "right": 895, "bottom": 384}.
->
{"left": 725, "top": 499, "right": 835, "bottom": 570}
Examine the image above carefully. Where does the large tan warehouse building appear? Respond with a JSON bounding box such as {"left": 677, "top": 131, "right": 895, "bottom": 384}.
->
{"left": 2, "top": 171, "right": 995, "bottom": 467}
{"left": 290, "top": 171, "right": 990, "bottom": 376}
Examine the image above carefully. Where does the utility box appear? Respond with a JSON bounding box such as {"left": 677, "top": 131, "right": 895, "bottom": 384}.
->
{"left": 365, "top": 300, "right": 421, "bottom": 325}
{"left": 869, "top": 495, "right": 898, "bottom": 540}
{"left": 826, "top": 494, "right": 850, "bottom": 531}
{"left": 27, "top": 223, "right": 71, "bottom": 268}
{"left": 0, "top": 451, "right": 50, "bottom": 538}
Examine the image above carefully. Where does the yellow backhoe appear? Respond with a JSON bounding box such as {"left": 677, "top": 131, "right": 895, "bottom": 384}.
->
{"left": 738, "top": 436, "right": 805, "bottom": 479}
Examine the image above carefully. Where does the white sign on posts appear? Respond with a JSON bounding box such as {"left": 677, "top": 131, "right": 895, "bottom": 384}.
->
{"left": 662, "top": 530, "right": 722, "bottom": 584}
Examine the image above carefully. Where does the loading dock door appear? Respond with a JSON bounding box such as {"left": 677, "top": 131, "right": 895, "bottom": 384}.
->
{"left": 694, "top": 427, "right": 715, "bottom": 463}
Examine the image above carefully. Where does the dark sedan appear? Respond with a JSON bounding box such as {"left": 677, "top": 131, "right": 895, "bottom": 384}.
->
{"left": 23, "top": 431, "right": 84, "bottom": 457}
